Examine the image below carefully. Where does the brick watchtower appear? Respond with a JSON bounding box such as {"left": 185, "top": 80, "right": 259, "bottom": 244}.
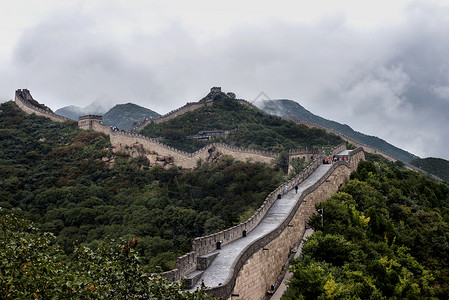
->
{"left": 78, "top": 115, "right": 103, "bottom": 130}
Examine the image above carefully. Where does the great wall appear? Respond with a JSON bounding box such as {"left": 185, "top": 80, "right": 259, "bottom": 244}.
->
{"left": 11, "top": 88, "right": 426, "bottom": 299}
{"left": 122, "top": 86, "right": 435, "bottom": 179}
{"left": 16, "top": 89, "right": 325, "bottom": 170}
{"left": 126, "top": 87, "right": 406, "bottom": 164}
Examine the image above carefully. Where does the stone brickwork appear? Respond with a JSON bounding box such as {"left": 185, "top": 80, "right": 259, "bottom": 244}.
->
{"left": 134, "top": 89, "right": 263, "bottom": 131}
{"left": 14, "top": 89, "right": 72, "bottom": 123}
{"left": 170, "top": 145, "right": 345, "bottom": 289}
{"left": 133, "top": 102, "right": 213, "bottom": 130}
{"left": 218, "top": 149, "right": 365, "bottom": 299}
{"left": 78, "top": 115, "right": 103, "bottom": 130}
{"left": 85, "top": 119, "right": 290, "bottom": 169}
{"left": 294, "top": 120, "right": 399, "bottom": 162}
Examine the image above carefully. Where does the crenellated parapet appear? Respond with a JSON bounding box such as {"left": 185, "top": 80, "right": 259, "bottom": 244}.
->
{"left": 165, "top": 144, "right": 350, "bottom": 290}
{"left": 85, "top": 119, "right": 281, "bottom": 168}
{"left": 78, "top": 115, "right": 103, "bottom": 130}
{"left": 133, "top": 88, "right": 265, "bottom": 131}
{"left": 133, "top": 102, "right": 213, "bottom": 130}
{"left": 14, "top": 89, "right": 72, "bottom": 123}
{"left": 227, "top": 148, "right": 365, "bottom": 299}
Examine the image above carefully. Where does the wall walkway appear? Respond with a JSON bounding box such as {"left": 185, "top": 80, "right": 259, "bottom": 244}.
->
{"left": 183, "top": 148, "right": 364, "bottom": 299}
{"left": 14, "top": 89, "right": 72, "bottom": 123}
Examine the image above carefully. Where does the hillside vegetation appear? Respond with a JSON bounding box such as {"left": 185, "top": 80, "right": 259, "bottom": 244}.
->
{"left": 410, "top": 157, "right": 449, "bottom": 182}
{"left": 140, "top": 95, "right": 343, "bottom": 153}
{"left": 1, "top": 210, "right": 213, "bottom": 299}
{"left": 0, "top": 101, "right": 282, "bottom": 272}
{"left": 283, "top": 159, "right": 449, "bottom": 299}
{"left": 260, "top": 99, "right": 416, "bottom": 162}
{"left": 103, "top": 102, "right": 160, "bottom": 130}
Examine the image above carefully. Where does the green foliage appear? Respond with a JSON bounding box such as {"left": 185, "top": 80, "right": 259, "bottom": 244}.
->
{"left": 0, "top": 101, "right": 282, "bottom": 272}
{"left": 275, "top": 151, "right": 290, "bottom": 173}
{"left": 103, "top": 103, "right": 160, "bottom": 130}
{"left": 289, "top": 157, "right": 307, "bottom": 177}
{"left": 140, "top": 95, "right": 342, "bottom": 153}
{"left": 0, "top": 210, "right": 213, "bottom": 299}
{"left": 284, "top": 160, "right": 449, "bottom": 299}
{"left": 410, "top": 157, "right": 449, "bottom": 182}
{"left": 260, "top": 99, "right": 416, "bottom": 162}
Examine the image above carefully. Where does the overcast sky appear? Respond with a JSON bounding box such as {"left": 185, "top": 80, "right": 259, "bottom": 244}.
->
{"left": 1, "top": 0, "right": 449, "bottom": 160}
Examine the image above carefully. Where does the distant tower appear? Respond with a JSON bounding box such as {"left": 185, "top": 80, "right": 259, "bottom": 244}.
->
{"left": 210, "top": 87, "right": 222, "bottom": 94}
{"left": 78, "top": 115, "right": 103, "bottom": 130}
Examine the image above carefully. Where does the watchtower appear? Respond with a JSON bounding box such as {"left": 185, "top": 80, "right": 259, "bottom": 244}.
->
{"left": 210, "top": 87, "right": 221, "bottom": 93}
{"left": 78, "top": 115, "right": 103, "bottom": 130}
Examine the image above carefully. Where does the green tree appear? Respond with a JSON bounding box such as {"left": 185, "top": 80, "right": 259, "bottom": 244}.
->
{"left": 0, "top": 210, "right": 214, "bottom": 299}
{"left": 289, "top": 157, "right": 307, "bottom": 176}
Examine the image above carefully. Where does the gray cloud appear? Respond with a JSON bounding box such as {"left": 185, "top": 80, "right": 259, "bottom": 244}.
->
{"left": 2, "top": 1, "right": 449, "bottom": 159}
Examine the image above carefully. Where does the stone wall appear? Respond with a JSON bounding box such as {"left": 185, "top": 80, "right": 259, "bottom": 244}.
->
{"left": 191, "top": 157, "right": 323, "bottom": 257}
{"left": 133, "top": 102, "right": 213, "bottom": 130}
{"left": 134, "top": 95, "right": 262, "bottom": 131}
{"left": 14, "top": 89, "right": 72, "bottom": 123}
{"left": 288, "top": 148, "right": 324, "bottom": 163}
{"left": 167, "top": 144, "right": 345, "bottom": 286}
{"left": 207, "top": 148, "right": 365, "bottom": 299}
{"left": 88, "top": 120, "right": 281, "bottom": 169}
{"left": 294, "top": 120, "right": 399, "bottom": 162}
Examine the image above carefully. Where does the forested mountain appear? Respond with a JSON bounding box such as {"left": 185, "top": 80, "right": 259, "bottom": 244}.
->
{"left": 410, "top": 157, "right": 449, "bottom": 182}
{"left": 55, "top": 102, "right": 110, "bottom": 120}
{"left": 140, "top": 94, "right": 343, "bottom": 153}
{"left": 283, "top": 158, "right": 449, "bottom": 299}
{"left": 259, "top": 99, "right": 416, "bottom": 162}
{"left": 103, "top": 103, "right": 160, "bottom": 130}
{"left": 56, "top": 102, "right": 160, "bottom": 130}
{"left": 0, "top": 101, "right": 282, "bottom": 273}
{"left": 2, "top": 93, "right": 449, "bottom": 298}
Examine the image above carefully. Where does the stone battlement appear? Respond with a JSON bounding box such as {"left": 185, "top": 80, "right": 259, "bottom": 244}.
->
{"left": 84, "top": 118, "right": 289, "bottom": 168}
{"left": 78, "top": 115, "right": 103, "bottom": 130}
{"left": 133, "top": 88, "right": 264, "bottom": 131}
{"left": 176, "top": 147, "right": 365, "bottom": 298}
{"left": 14, "top": 89, "right": 72, "bottom": 124}
{"left": 164, "top": 144, "right": 350, "bottom": 287}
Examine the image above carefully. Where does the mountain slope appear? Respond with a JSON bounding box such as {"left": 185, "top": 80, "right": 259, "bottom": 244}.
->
{"left": 258, "top": 99, "right": 416, "bottom": 162}
{"left": 140, "top": 94, "right": 344, "bottom": 153}
{"left": 410, "top": 157, "right": 449, "bottom": 182}
{"left": 102, "top": 103, "right": 160, "bottom": 130}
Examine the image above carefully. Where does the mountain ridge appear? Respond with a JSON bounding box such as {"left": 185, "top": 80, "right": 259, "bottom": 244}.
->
{"left": 103, "top": 103, "right": 160, "bottom": 130}
{"left": 55, "top": 102, "right": 111, "bottom": 120}
{"left": 258, "top": 99, "right": 417, "bottom": 162}
{"left": 55, "top": 102, "right": 161, "bottom": 130}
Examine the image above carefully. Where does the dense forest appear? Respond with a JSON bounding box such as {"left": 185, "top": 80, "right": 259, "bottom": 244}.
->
{"left": 0, "top": 101, "right": 283, "bottom": 272}
{"left": 140, "top": 95, "right": 343, "bottom": 153}
{"left": 5, "top": 97, "right": 449, "bottom": 298}
{"left": 1, "top": 210, "right": 214, "bottom": 299}
{"left": 283, "top": 158, "right": 449, "bottom": 299}
{"left": 410, "top": 157, "right": 449, "bottom": 182}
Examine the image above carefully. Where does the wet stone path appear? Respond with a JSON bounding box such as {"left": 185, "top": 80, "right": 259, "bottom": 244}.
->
{"left": 189, "top": 163, "right": 332, "bottom": 290}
